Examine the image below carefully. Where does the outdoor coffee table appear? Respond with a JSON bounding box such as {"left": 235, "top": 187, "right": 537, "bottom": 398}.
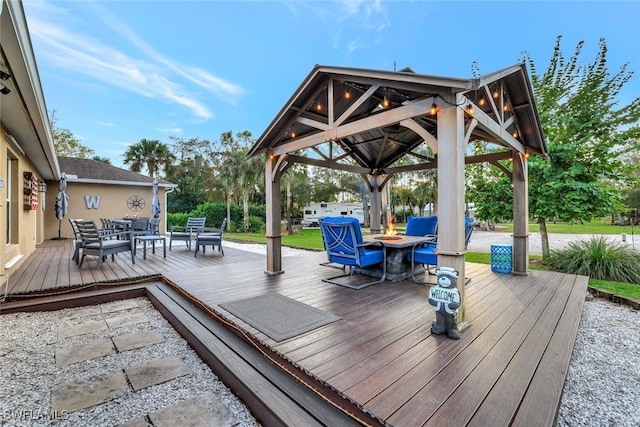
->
{"left": 135, "top": 235, "right": 166, "bottom": 259}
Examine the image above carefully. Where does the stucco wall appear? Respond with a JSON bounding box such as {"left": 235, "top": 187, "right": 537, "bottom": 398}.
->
{"left": 44, "top": 180, "right": 167, "bottom": 240}
{"left": 1, "top": 129, "right": 43, "bottom": 274}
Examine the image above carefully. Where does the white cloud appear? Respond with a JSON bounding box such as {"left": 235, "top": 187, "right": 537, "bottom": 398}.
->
{"left": 283, "top": 0, "right": 389, "bottom": 53}
{"left": 24, "top": 1, "right": 243, "bottom": 121}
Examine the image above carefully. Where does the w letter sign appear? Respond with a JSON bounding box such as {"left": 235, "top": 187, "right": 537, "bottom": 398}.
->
{"left": 85, "top": 195, "right": 101, "bottom": 209}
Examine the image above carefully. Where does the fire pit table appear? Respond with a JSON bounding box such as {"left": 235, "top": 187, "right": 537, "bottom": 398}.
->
{"left": 358, "top": 234, "right": 435, "bottom": 281}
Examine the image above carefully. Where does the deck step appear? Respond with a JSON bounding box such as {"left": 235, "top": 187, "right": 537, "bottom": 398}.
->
{"left": 146, "top": 282, "right": 374, "bottom": 427}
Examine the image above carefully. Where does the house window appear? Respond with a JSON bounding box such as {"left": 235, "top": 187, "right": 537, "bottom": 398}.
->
{"left": 6, "top": 155, "right": 18, "bottom": 244}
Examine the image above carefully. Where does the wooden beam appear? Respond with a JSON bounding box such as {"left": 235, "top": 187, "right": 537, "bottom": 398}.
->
{"left": 334, "top": 85, "right": 379, "bottom": 127}
{"left": 296, "top": 116, "right": 330, "bottom": 131}
{"left": 270, "top": 98, "right": 433, "bottom": 156}
{"left": 286, "top": 154, "right": 372, "bottom": 174}
{"left": 399, "top": 118, "right": 438, "bottom": 154}
{"left": 470, "top": 104, "right": 526, "bottom": 153}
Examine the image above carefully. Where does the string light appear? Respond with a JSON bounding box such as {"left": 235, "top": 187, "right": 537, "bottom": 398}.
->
{"left": 291, "top": 132, "right": 296, "bottom": 138}
{"left": 429, "top": 103, "right": 438, "bottom": 116}
{"left": 345, "top": 88, "right": 351, "bottom": 99}
{"left": 316, "top": 103, "right": 322, "bottom": 111}
{"left": 492, "top": 88, "right": 499, "bottom": 99}
{"left": 382, "top": 96, "right": 390, "bottom": 108}
{"left": 466, "top": 103, "right": 475, "bottom": 115}
{"left": 478, "top": 97, "right": 485, "bottom": 107}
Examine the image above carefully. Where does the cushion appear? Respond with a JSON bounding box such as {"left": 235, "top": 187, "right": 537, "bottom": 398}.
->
{"left": 405, "top": 216, "right": 437, "bottom": 237}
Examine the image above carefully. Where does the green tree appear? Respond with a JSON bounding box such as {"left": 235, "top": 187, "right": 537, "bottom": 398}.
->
{"left": 92, "top": 156, "right": 111, "bottom": 164}
{"left": 472, "top": 37, "right": 640, "bottom": 259}
{"left": 123, "top": 138, "right": 175, "bottom": 178}
{"left": 49, "top": 110, "right": 95, "bottom": 158}
{"left": 217, "top": 131, "right": 263, "bottom": 231}
{"left": 525, "top": 36, "right": 639, "bottom": 257}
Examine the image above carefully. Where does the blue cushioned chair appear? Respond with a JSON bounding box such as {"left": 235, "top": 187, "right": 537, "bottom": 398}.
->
{"left": 408, "top": 242, "right": 437, "bottom": 283}
{"left": 319, "top": 217, "right": 386, "bottom": 289}
{"left": 405, "top": 215, "right": 438, "bottom": 238}
{"left": 407, "top": 217, "right": 474, "bottom": 283}
{"left": 465, "top": 217, "right": 474, "bottom": 249}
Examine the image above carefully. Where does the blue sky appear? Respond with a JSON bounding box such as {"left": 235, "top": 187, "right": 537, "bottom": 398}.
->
{"left": 22, "top": 0, "right": 640, "bottom": 169}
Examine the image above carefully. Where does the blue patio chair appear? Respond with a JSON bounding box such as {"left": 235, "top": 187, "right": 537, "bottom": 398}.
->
{"left": 465, "top": 217, "right": 474, "bottom": 249}
{"left": 404, "top": 215, "right": 437, "bottom": 238}
{"left": 407, "top": 218, "right": 475, "bottom": 283}
{"left": 319, "top": 217, "right": 386, "bottom": 289}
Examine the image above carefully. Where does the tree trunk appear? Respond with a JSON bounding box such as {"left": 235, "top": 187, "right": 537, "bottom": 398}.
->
{"left": 243, "top": 192, "right": 250, "bottom": 232}
{"left": 538, "top": 216, "right": 550, "bottom": 260}
{"left": 226, "top": 192, "right": 232, "bottom": 231}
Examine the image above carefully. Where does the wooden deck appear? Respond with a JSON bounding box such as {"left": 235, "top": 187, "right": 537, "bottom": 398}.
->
{"left": 1, "top": 238, "right": 589, "bottom": 426}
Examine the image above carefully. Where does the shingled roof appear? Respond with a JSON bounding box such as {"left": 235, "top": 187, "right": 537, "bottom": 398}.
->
{"left": 57, "top": 157, "right": 175, "bottom": 187}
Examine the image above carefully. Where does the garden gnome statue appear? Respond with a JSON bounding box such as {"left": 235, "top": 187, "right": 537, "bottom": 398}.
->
{"left": 428, "top": 266, "right": 461, "bottom": 339}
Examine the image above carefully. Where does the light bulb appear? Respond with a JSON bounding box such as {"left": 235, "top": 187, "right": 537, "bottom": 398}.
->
{"left": 466, "top": 103, "right": 475, "bottom": 115}
{"left": 429, "top": 103, "right": 438, "bottom": 116}
{"left": 478, "top": 97, "right": 485, "bottom": 106}
{"left": 345, "top": 89, "right": 351, "bottom": 99}
{"left": 382, "top": 96, "right": 390, "bottom": 108}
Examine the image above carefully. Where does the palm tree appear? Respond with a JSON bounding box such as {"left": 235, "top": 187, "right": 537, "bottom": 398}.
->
{"left": 123, "top": 139, "right": 175, "bottom": 178}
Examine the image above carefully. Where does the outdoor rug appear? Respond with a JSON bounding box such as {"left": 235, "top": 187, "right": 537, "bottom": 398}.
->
{"left": 220, "top": 293, "right": 341, "bottom": 342}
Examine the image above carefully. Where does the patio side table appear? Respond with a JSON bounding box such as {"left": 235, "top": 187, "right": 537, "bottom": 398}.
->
{"left": 491, "top": 244, "right": 512, "bottom": 273}
{"left": 135, "top": 235, "right": 166, "bottom": 259}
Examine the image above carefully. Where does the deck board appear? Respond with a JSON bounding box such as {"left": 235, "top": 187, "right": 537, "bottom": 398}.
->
{"left": 2, "top": 238, "right": 588, "bottom": 426}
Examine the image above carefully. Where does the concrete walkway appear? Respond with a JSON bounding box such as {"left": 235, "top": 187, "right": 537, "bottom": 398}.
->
{"left": 466, "top": 230, "right": 637, "bottom": 256}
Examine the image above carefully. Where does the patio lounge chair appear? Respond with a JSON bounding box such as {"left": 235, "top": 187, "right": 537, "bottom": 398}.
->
{"left": 319, "top": 217, "right": 386, "bottom": 289}
{"left": 465, "top": 217, "right": 474, "bottom": 249}
{"left": 194, "top": 218, "right": 227, "bottom": 257}
{"left": 148, "top": 218, "right": 161, "bottom": 235}
{"left": 169, "top": 217, "right": 206, "bottom": 250}
{"left": 407, "top": 217, "right": 475, "bottom": 283}
{"left": 404, "top": 215, "right": 438, "bottom": 238}
{"left": 76, "top": 220, "right": 134, "bottom": 269}
{"left": 69, "top": 218, "right": 84, "bottom": 264}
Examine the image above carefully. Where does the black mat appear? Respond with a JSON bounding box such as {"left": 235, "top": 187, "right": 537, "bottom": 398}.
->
{"left": 220, "top": 293, "right": 340, "bottom": 342}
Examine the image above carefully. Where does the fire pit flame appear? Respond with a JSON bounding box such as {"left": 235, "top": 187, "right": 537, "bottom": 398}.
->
{"left": 375, "top": 215, "right": 402, "bottom": 240}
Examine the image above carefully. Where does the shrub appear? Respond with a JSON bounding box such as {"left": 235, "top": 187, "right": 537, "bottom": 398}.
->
{"left": 544, "top": 235, "right": 640, "bottom": 283}
{"left": 248, "top": 216, "right": 265, "bottom": 233}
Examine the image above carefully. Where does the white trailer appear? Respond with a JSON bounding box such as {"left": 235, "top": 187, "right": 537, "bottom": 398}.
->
{"left": 303, "top": 202, "right": 365, "bottom": 227}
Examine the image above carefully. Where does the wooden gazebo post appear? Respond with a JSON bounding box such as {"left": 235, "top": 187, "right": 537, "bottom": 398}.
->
{"left": 265, "top": 153, "right": 283, "bottom": 275}
{"left": 436, "top": 93, "right": 468, "bottom": 326}
{"left": 367, "top": 174, "right": 384, "bottom": 234}
{"left": 512, "top": 151, "right": 530, "bottom": 275}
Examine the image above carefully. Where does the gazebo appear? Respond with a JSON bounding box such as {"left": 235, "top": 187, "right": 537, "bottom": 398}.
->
{"left": 249, "top": 63, "right": 546, "bottom": 326}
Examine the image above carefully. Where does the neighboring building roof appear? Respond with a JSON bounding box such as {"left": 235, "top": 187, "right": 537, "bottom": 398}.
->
{"left": 57, "top": 157, "right": 176, "bottom": 188}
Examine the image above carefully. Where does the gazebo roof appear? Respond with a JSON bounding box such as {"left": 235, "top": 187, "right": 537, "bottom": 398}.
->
{"left": 249, "top": 63, "right": 545, "bottom": 175}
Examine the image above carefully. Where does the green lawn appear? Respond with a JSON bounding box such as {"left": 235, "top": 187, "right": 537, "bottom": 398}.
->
{"left": 227, "top": 225, "right": 639, "bottom": 301}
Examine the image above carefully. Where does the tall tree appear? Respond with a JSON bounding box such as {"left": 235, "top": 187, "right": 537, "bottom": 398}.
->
{"left": 471, "top": 37, "right": 640, "bottom": 258}
{"left": 49, "top": 110, "right": 95, "bottom": 158}
{"left": 123, "top": 138, "right": 175, "bottom": 178}
{"left": 217, "top": 131, "right": 263, "bottom": 231}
